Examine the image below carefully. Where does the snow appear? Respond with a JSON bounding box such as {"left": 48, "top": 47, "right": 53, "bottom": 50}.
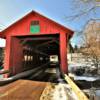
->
{"left": 40, "top": 83, "right": 78, "bottom": 100}
{"left": 74, "top": 76, "right": 100, "bottom": 81}
{"left": 0, "top": 38, "right": 5, "bottom": 47}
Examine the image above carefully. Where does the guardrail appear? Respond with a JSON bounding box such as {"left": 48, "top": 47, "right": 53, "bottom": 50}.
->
{"left": 0, "top": 70, "right": 9, "bottom": 75}
{"left": 64, "top": 74, "right": 89, "bottom": 100}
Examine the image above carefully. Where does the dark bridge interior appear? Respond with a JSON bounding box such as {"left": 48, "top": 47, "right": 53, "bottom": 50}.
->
{"left": 12, "top": 34, "right": 64, "bottom": 82}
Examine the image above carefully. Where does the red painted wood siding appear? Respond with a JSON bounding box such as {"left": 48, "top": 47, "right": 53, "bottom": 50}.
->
{"left": 3, "top": 12, "right": 72, "bottom": 37}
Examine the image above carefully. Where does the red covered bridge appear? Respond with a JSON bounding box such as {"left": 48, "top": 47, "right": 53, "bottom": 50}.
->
{"left": 0, "top": 11, "right": 74, "bottom": 78}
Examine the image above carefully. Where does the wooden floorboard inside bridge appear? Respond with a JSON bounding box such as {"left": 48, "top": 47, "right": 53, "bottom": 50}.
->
{"left": 0, "top": 80, "right": 48, "bottom": 100}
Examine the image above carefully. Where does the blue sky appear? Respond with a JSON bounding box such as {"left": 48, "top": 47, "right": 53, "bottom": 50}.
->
{"left": 0, "top": 0, "right": 100, "bottom": 47}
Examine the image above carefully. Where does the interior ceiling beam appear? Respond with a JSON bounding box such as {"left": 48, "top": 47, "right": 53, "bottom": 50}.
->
{"left": 36, "top": 39, "right": 59, "bottom": 49}
{"left": 20, "top": 37, "right": 58, "bottom": 45}
{"left": 21, "top": 37, "right": 57, "bottom": 41}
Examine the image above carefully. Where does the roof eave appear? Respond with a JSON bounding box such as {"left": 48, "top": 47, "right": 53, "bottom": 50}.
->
{"left": 1, "top": 10, "right": 74, "bottom": 35}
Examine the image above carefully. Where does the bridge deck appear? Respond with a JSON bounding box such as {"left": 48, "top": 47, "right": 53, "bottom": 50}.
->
{"left": 0, "top": 80, "right": 48, "bottom": 100}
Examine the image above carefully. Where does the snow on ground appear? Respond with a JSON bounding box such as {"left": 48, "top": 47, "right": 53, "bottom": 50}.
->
{"left": 0, "top": 75, "right": 3, "bottom": 79}
{"left": 40, "top": 83, "right": 78, "bottom": 100}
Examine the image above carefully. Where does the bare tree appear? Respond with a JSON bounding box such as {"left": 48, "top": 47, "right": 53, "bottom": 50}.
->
{"left": 65, "top": 0, "right": 100, "bottom": 21}
{"left": 81, "top": 19, "right": 100, "bottom": 74}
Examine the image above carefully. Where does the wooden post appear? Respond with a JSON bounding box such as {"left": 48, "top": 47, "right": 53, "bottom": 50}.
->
{"left": 4, "top": 36, "right": 12, "bottom": 77}
{"left": 60, "top": 33, "right": 68, "bottom": 74}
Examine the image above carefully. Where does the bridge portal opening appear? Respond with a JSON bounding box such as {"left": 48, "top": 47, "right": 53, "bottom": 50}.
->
{"left": 10, "top": 34, "right": 62, "bottom": 82}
